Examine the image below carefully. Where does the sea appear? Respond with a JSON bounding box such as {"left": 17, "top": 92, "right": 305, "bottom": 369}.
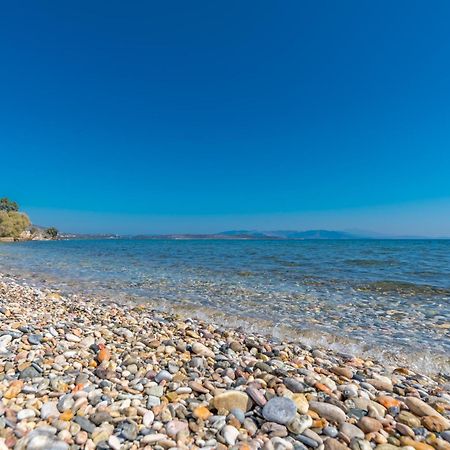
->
{"left": 0, "top": 239, "right": 449, "bottom": 374}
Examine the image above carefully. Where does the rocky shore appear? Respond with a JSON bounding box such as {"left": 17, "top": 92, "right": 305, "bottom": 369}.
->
{"left": 0, "top": 277, "right": 449, "bottom": 450}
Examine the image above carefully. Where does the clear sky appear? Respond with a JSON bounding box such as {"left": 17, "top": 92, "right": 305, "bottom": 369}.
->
{"left": 1, "top": 1, "right": 449, "bottom": 236}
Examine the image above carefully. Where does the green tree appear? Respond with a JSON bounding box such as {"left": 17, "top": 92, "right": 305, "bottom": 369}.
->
{"left": 0, "top": 211, "right": 30, "bottom": 238}
{"left": 46, "top": 227, "right": 59, "bottom": 239}
{"left": 0, "top": 197, "right": 19, "bottom": 212}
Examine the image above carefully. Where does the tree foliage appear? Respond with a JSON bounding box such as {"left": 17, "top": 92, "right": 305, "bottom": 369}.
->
{"left": 0, "top": 211, "right": 31, "bottom": 238}
{"left": 0, "top": 197, "right": 19, "bottom": 213}
{"left": 46, "top": 227, "right": 59, "bottom": 239}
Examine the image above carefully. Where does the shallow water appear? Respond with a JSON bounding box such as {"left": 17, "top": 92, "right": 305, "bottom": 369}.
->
{"left": 1, "top": 239, "right": 449, "bottom": 372}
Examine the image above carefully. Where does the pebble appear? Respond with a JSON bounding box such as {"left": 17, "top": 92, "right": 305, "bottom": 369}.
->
{"left": 17, "top": 409, "right": 36, "bottom": 421}
{"left": 340, "top": 422, "right": 365, "bottom": 440}
{"left": 192, "top": 342, "right": 215, "bottom": 358}
{"left": 222, "top": 424, "right": 239, "bottom": 445}
{"left": 155, "top": 369, "right": 173, "bottom": 382}
{"left": 287, "top": 414, "right": 312, "bottom": 434}
{"left": 73, "top": 416, "right": 96, "bottom": 433}
{"left": 309, "top": 401, "right": 347, "bottom": 424}
{"left": 118, "top": 420, "right": 138, "bottom": 440}
{"left": 284, "top": 377, "right": 305, "bottom": 393}
{"left": 358, "top": 416, "right": 383, "bottom": 433}
{"left": 263, "top": 397, "right": 298, "bottom": 425}
{"left": 214, "top": 390, "right": 251, "bottom": 412}
{"left": 41, "top": 402, "right": 60, "bottom": 419}
{"left": 28, "top": 334, "right": 42, "bottom": 345}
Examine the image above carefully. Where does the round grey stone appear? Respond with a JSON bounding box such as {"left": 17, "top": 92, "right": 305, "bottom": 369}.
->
{"left": 28, "top": 334, "right": 43, "bottom": 345}
{"left": 118, "top": 420, "right": 138, "bottom": 441}
{"left": 155, "top": 370, "right": 173, "bottom": 383}
{"left": 262, "top": 397, "right": 297, "bottom": 425}
{"left": 73, "top": 416, "right": 96, "bottom": 433}
{"left": 230, "top": 408, "right": 245, "bottom": 424}
{"left": 19, "top": 366, "right": 41, "bottom": 379}
{"left": 284, "top": 377, "right": 305, "bottom": 393}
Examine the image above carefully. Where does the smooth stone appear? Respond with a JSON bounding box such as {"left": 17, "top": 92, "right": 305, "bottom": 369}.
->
{"left": 375, "top": 445, "right": 401, "bottom": 450}
{"left": 230, "top": 408, "right": 245, "bottom": 424}
{"left": 65, "top": 333, "right": 81, "bottom": 342}
{"left": 422, "top": 415, "right": 450, "bottom": 432}
{"left": 90, "top": 411, "right": 112, "bottom": 425}
{"left": 214, "top": 390, "right": 251, "bottom": 412}
{"left": 155, "top": 370, "right": 173, "bottom": 383}
{"left": 141, "top": 434, "right": 169, "bottom": 444}
{"left": 262, "top": 397, "right": 297, "bottom": 425}
{"left": 350, "top": 438, "right": 372, "bottom": 450}
{"left": 19, "top": 366, "right": 41, "bottom": 379}
{"left": 296, "top": 435, "right": 319, "bottom": 448}
{"left": 340, "top": 423, "right": 365, "bottom": 440}
{"left": 287, "top": 415, "right": 312, "bottom": 434}
{"left": 398, "top": 411, "right": 422, "bottom": 428}
{"left": 118, "top": 420, "right": 138, "bottom": 440}
{"left": 303, "top": 429, "right": 323, "bottom": 445}
{"left": 108, "top": 435, "right": 121, "bottom": 450}
{"left": 357, "top": 417, "right": 382, "bottom": 433}
{"left": 246, "top": 386, "right": 267, "bottom": 406}
{"left": 324, "top": 438, "right": 349, "bottom": 450}
{"left": 57, "top": 395, "right": 74, "bottom": 412}
{"left": 366, "top": 377, "right": 393, "bottom": 392}
{"left": 143, "top": 410, "right": 155, "bottom": 427}
{"left": 147, "top": 385, "right": 164, "bottom": 397}
{"left": 261, "top": 422, "right": 288, "bottom": 438}
{"left": 222, "top": 425, "right": 239, "bottom": 445}
{"left": 309, "top": 401, "right": 347, "bottom": 424}
{"left": 405, "top": 397, "right": 449, "bottom": 429}
{"left": 284, "top": 378, "right": 306, "bottom": 393}
{"left": 28, "top": 334, "right": 43, "bottom": 345}
{"left": 147, "top": 395, "right": 161, "bottom": 408}
{"left": 404, "top": 397, "right": 438, "bottom": 417}
{"left": 41, "top": 402, "right": 60, "bottom": 419}
{"left": 324, "top": 426, "right": 339, "bottom": 438}
{"left": 192, "top": 342, "right": 215, "bottom": 358}
{"left": 0, "top": 335, "right": 12, "bottom": 347}
{"left": 166, "top": 419, "right": 188, "bottom": 438}
{"left": 292, "top": 393, "right": 309, "bottom": 414}
{"left": 17, "top": 409, "right": 36, "bottom": 421}
{"left": 73, "top": 416, "right": 96, "bottom": 433}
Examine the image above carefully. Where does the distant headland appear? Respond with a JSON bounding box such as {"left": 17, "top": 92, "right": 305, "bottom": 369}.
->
{"left": 0, "top": 197, "right": 58, "bottom": 242}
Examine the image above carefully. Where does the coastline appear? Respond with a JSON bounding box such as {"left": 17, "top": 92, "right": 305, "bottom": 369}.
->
{"left": 0, "top": 276, "right": 449, "bottom": 450}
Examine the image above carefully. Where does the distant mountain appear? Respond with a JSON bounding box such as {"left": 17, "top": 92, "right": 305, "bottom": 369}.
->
{"left": 61, "top": 229, "right": 439, "bottom": 241}
{"left": 218, "top": 229, "right": 364, "bottom": 239}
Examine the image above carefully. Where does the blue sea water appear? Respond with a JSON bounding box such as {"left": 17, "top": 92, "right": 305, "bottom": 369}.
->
{"left": 1, "top": 239, "right": 449, "bottom": 372}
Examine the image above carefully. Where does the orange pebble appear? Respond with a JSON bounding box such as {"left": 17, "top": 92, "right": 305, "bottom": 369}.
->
{"left": 377, "top": 395, "right": 400, "bottom": 409}
{"left": 193, "top": 406, "right": 212, "bottom": 420}
{"left": 60, "top": 410, "right": 74, "bottom": 421}
{"left": 4, "top": 380, "right": 24, "bottom": 399}
{"left": 97, "top": 346, "right": 111, "bottom": 363}
{"left": 72, "top": 383, "right": 84, "bottom": 393}
{"left": 315, "top": 382, "right": 333, "bottom": 395}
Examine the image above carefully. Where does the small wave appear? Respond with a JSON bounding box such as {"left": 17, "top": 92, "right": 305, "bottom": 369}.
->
{"left": 357, "top": 280, "right": 450, "bottom": 296}
{"left": 345, "top": 259, "right": 395, "bottom": 267}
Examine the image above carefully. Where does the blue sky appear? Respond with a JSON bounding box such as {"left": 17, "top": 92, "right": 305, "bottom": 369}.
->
{"left": 1, "top": 1, "right": 449, "bottom": 235}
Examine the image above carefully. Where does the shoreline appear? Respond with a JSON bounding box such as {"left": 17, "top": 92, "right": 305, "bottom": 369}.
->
{"left": 0, "top": 277, "right": 449, "bottom": 449}
{"left": 1, "top": 270, "right": 449, "bottom": 379}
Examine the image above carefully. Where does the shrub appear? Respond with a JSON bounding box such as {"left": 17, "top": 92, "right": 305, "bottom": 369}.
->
{"left": 0, "top": 197, "right": 19, "bottom": 212}
{"left": 0, "top": 211, "right": 31, "bottom": 238}
{"left": 46, "top": 227, "right": 58, "bottom": 239}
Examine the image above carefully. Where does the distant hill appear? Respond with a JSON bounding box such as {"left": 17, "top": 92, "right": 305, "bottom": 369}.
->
{"left": 61, "top": 229, "right": 436, "bottom": 241}
{"left": 218, "top": 229, "right": 363, "bottom": 239}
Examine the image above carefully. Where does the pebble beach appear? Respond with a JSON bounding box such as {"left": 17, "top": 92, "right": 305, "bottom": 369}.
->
{"left": 1, "top": 276, "right": 450, "bottom": 450}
